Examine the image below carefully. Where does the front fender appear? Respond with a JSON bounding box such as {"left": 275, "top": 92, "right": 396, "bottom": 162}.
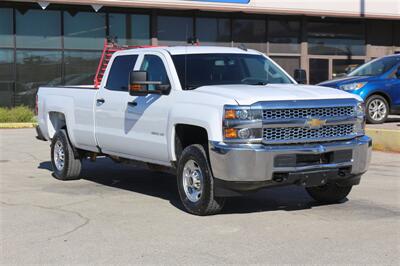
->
{"left": 167, "top": 103, "right": 223, "bottom": 161}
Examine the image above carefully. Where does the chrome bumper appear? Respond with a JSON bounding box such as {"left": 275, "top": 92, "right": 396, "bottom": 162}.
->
{"left": 209, "top": 136, "right": 372, "bottom": 182}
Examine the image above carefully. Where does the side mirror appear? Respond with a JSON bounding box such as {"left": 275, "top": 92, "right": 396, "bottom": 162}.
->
{"left": 294, "top": 69, "right": 307, "bottom": 84}
{"left": 129, "top": 71, "right": 169, "bottom": 96}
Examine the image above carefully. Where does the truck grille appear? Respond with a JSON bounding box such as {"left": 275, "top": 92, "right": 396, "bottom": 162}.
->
{"left": 263, "top": 124, "right": 355, "bottom": 143}
{"left": 259, "top": 100, "right": 361, "bottom": 144}
{"left": 263, "top": 106, "right": 355, "bottom": 120}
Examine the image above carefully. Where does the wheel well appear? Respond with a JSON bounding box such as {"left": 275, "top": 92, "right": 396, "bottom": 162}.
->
{"left": 48, "top": 112, "right": 66, "bottom": 138}
{"left": 174, "top": 124, "right": 209, "bottom": 161}
{"left": 367, "top": 92, "right": 391, "bottom": 109}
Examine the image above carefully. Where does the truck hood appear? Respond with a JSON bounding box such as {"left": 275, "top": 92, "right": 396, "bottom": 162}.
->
{"left": 195, "top": 84, "right": 362, "bottom": 105}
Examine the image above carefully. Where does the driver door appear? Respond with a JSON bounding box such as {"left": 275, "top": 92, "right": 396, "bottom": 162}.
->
{"left": 120, "top": 52, "right": 174, "bottom": 164}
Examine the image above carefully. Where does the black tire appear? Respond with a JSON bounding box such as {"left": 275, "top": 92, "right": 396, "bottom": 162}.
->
{"left": 366, "top": 95, "right": 389, "bottom": 124}
{"left": 306, "top": 183, "right": 352, "bottom": 203}
{"left": 50, "top": 129, "right": 82, "bottom": 180}
{"left": 177, "top": 144, "right": 225, "bottom": 215}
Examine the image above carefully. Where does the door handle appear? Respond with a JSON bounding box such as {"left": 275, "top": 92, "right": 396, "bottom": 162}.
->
{"left": 96, "top": 98, "right": 105, "bottom": 105}
{"left": 128, "top": 101, "right": 137, "bottom": 107}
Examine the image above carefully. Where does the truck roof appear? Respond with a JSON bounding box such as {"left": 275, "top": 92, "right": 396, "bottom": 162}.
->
{"left": 121, "top": 46, "right": 262, "bottom": 55}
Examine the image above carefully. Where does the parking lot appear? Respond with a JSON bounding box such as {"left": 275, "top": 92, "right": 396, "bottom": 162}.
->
{"left": 1, "top": 128, "right": 399, "bottom": 265}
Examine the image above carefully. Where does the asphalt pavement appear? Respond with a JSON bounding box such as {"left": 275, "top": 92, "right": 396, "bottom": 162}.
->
{"left": 0, "top": 129, "right": 399, "bottom": 265}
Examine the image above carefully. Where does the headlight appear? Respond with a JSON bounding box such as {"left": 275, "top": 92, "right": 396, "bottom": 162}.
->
{"left": 223, "top": 128, "right": 262, "bottom": 140}
{"left": 339, "top": 82, "right": 367, "bottom": 91}
{"left": 223, "top": 105, "right": 263, "bottom": 142}
{"left": 236, "top": 109, "right": 249, "bottom": 120}
{"left": 354, "top": 101, "right": 366, "bottom": 134}
{"left": 224, "top": 107, "right": 262, "bottom": 120}
{"left": 356, "top": 101, "right": 365, "bottom": 117}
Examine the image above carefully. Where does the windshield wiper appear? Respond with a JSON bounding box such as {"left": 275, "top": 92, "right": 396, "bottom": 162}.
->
{"left": 185, "top": 84, "right": 199, "bottom": 90}
{"left": 247, "top": 81, "right": 268, "bottom": 86}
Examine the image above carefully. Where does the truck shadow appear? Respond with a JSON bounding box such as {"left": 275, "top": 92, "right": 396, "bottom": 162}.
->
{"left": 124, "top": 94, "right": 161, "bottom": 133}
{"left": 38, "top": 158, "right": 342, "bottom": 215}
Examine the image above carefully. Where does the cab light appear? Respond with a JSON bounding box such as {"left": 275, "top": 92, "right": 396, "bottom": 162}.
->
{"left": 224, "top": 128, "right": 238, "bottom": 139}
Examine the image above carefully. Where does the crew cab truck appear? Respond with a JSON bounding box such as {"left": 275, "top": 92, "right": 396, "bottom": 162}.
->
{"left": 37, "top": 46, "right": 371, "bottom": 215}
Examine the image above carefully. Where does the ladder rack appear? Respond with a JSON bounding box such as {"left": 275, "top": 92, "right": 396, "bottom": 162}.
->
{"left": 93, "top": 38, "right": 156, "bottom": 88}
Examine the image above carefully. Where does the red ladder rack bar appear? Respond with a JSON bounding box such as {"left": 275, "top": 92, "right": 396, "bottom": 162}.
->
{"left": 93, "top": 38, "right": 160, "bottom": 88}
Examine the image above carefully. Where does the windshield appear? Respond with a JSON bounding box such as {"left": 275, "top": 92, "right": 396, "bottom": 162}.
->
{"left": 348, "top": 56, "right": 400, "bottom": 77}
{"left": 172, "top": 53, "right": 293, "bottom": 90}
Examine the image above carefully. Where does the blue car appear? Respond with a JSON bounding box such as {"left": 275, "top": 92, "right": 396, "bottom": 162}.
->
{"left": 318, "top": 54, "right": 400, "bottom": 124}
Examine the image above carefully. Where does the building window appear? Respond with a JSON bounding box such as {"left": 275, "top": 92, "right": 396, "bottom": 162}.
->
{"left": 269, "top": 56, "right": 300, "bottom": 78}
{"left": 0, "top": 8, "right": 14, "bottom": 48}
{"left": 394, "top": 21, "right": 400, "bottom": 47}
{"left": 109, "top": 13, "right": 150, "bottom": 46}
{"left": 268, "top": 19, "right": 300, "bottom": 54}
{"left": 157, "top": 16, "right": 193, "bottom": 46}
{"left": 195, "top": 17, "right": 231, "bottom": 46}
{"left": 367, "top": 20, "right": 393, "bottom": 47}
{"left": 16, "top": 9, "right": 61, "bottom": 49}
{"left": 232, "top": 18, "right": 266, "bottom": 52}
{"left": 64, "top": 51, "right": 102, "bottom": 85}
{"left": 64, "top": 11, "right": 106, "bottom": 50}
{"left": 16, "top": 50, "right": 62, "bottom": 106}
{"left": 308, "top": 20, "right": 365, "bottom": 56}
{"left": 0, "top": 49, "right": 14, "bottom": 107}
{"left": 332, "top": 59, "right": 365, "bottom": 79}
{"left": 309, "top": 58, "right": 329, "bottom": 84}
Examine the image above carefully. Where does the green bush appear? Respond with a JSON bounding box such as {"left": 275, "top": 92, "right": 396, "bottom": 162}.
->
{"left": 0, "top": 106, "right": 36, "bottom": 123}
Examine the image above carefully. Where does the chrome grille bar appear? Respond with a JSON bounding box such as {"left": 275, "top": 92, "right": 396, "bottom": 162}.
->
{"left": 263, "top": 106, "right": 355, "bottom": 120}
{"left": 263, "top": 124, "right": 358, "bottom": 144}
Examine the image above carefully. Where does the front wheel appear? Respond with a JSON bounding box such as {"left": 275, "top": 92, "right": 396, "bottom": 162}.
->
{"left": 366, "top": 95, "right": 389, "bottom": 124}
{"left": 50, "top": 129, "right": 82, "bottom": 180}
{"left": 306, "top": 183, "right": 352, "bottom": 203}
{"left": 177, "top": 144, "right": 225, "bottom": 215}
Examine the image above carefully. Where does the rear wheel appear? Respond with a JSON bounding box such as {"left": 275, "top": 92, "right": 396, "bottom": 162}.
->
{"left": 306, "top": 183, "right": 352, "bottom": 203}
{"left": 366, "top": 95, "right": 389, "bottom": 124}
{"left": 177, "top": 144, "right": 225, "bottom": 215}
{"left": 51, "top": 129, "right": 82, "bottom": 180}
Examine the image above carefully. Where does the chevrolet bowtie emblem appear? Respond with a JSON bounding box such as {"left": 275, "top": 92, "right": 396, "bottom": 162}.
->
{"left": 305, "top": 118, "right": 327, "bottom": 129}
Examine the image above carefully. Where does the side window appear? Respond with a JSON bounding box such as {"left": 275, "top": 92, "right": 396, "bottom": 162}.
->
{"left": 106, "top": 55, "right": 138, "bottom": 91}
{"left": 140, "top": 55, "right": 170, "bottom": 91}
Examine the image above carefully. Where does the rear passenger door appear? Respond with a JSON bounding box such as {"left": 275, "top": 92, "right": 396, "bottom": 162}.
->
{"left": 95, "top": 54, "right": 139, "bottom": 154}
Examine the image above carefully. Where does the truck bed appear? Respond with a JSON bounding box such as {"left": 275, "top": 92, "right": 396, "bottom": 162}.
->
{"left": 37, "top": 85, "right": 99, "bottom": 152}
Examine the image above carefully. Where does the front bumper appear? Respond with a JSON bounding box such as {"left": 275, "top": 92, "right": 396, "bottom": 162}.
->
{"left": 209, "top": 136, "right": 372, "bottom": 184}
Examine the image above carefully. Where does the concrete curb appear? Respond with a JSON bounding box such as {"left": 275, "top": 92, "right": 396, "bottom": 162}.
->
{"left": 0, "top": 122, "right": 37, "bottom": 129}
{"left": 366, "top": 128, "right": 400, "bottom": 153}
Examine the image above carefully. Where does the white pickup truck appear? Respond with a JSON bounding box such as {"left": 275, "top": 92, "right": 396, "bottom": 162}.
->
{"left": 37, "top": 46, "right": 371, "bottom": 215}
